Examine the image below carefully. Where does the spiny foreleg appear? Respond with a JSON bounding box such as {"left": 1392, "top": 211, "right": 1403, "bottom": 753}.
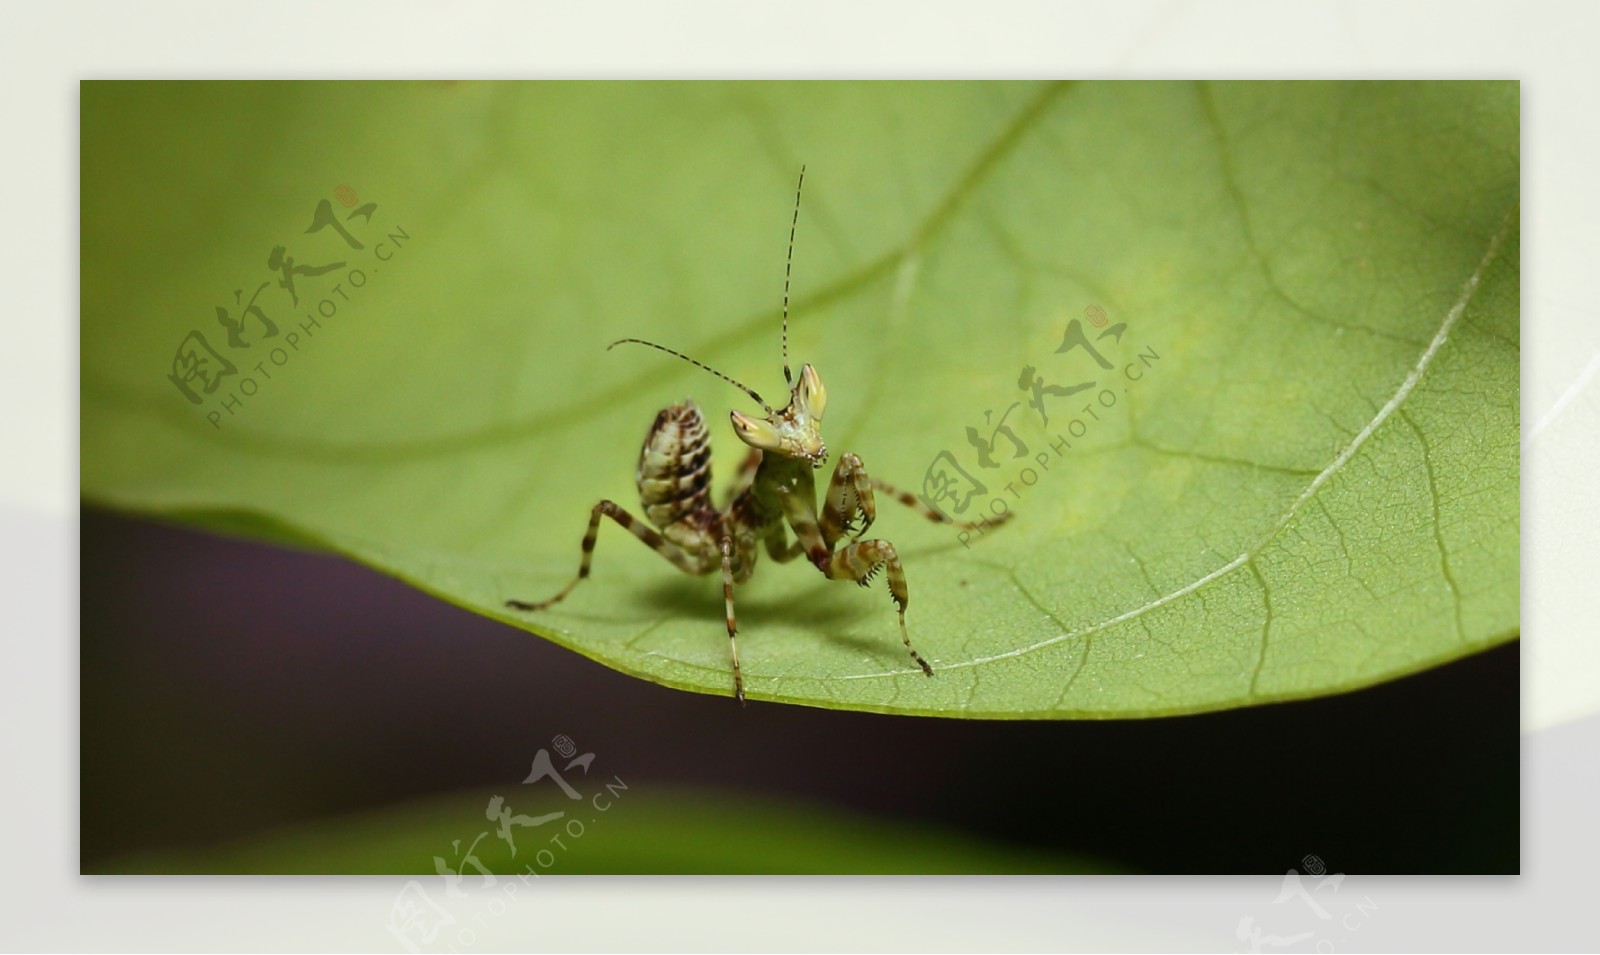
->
{"left": 780, "top": 487, "right": 933, "bottom": 677}
{"left": 818, "top": 452, "right": 875, "bottom": 546}
{"left": 506, "top": 499, "right": 703, "bottom": 612}
{"left": 819, "top": 455, "right": 1010, "bottom": 548}
{"left": 824, "top": 538, "right": 931, "bottom": 676}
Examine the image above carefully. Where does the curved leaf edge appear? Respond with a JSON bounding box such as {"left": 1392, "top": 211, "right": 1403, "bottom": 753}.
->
{"left": 82, "top": 496, "right": 1519, "bottom": 720}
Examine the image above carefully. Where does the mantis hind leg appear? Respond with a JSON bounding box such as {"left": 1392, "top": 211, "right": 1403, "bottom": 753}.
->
{"left": 869, "top": 476, "right": 1010, "bottom": 532}
{"left": 506, "top": 499, "right": 704, "bottom": 612}
{"left": 721, "top": 534, "right": 746, "bottom": 704}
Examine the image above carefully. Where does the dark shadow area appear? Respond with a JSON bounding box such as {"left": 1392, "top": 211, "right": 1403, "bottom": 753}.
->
{"left": 80, "top": 506, "right": 1518, "bottom": 873}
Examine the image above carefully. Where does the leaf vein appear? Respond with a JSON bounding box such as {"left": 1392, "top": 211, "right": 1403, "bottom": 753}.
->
{"left": 843, "top": 206, "right": 1515, "bottom": 681}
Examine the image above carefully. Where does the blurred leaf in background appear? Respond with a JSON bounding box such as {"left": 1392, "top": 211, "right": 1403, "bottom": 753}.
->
{"left": 81, "top": 81, "right": 1518, "bottom": 717}
{"left": 93, "top": 786, "right": 1115, "bottom": 875}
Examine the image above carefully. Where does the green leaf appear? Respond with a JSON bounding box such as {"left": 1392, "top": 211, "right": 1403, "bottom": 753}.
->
{"left": 90, "top": 786, "right": 1114, "bottom": 874}
{"left": 81, "top": 81, "right": 1519, "bottom": 717}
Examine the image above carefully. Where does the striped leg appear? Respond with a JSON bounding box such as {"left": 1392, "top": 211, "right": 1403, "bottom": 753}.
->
{"left": 506, "top": 499, "right": 701, "bottom": 611}
{"left": 721, "top": 534, "right": 745, "bottom": 704}
{"left": 819, "top": 452, "right": 875, "bottom": 546}
{"left": 870, "top": 476, "right": 1011, "bottom": 531}
{"left": 778, "top": 489, "right": 932, "bottom": 677}
{"left": 822, "top": 538, "right": 932, "bottom": 677}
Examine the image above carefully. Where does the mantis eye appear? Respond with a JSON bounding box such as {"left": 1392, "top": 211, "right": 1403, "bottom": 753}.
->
{"left": 798, "top": 363, "right": 827, "bottom": 420}
{"left": 730, "top": 410, "right": 782, "bottom": 451}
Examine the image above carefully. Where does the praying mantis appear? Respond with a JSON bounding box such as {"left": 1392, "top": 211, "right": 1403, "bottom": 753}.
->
{"left": 507, "top": 168, "right": 1008, "bottom": 702}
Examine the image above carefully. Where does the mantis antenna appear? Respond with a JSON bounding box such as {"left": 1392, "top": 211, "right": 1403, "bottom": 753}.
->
{"left": 782, "top": 165, "right": 806, "bottom": 385}
{"left": 608, "top": 338, "right": 774, "bottom": 415}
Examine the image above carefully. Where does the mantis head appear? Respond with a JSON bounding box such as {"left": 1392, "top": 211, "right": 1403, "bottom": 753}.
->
{"left": 729, "top": 362, "right": 828, "bottom": 467}
{"left": 612, "top": 167, "right": 831, "bottom": 466}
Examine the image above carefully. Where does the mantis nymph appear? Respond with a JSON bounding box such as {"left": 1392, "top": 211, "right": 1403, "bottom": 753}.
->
{"left": 508, "top": 168, "right": 1007, "bottom": 701}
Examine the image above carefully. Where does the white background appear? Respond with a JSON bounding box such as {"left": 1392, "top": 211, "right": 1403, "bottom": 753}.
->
{"left": 6, "top": 0, "right": 1596, "bottom": 950}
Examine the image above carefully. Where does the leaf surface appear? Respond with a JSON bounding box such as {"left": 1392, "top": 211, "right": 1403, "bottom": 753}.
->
{"left": 82, "top": 81, "right": 1520, "bottom": 717}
